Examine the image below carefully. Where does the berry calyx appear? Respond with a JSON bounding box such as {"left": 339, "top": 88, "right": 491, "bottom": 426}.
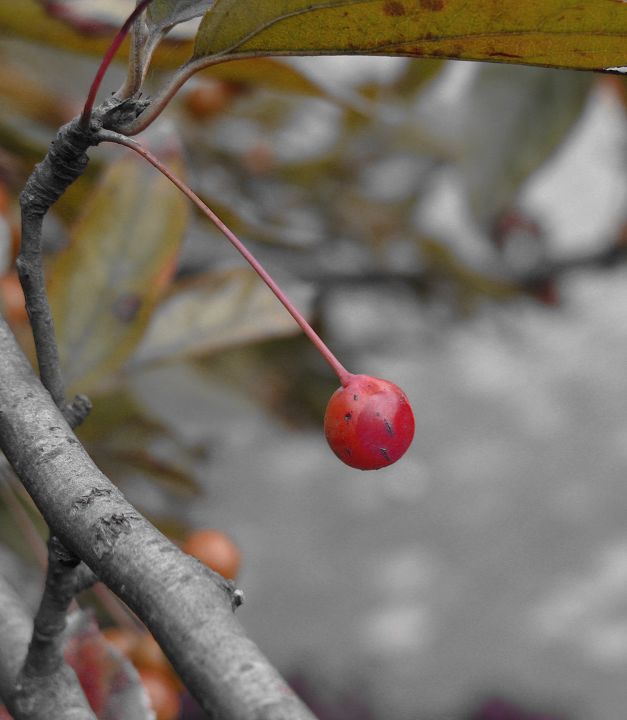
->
{"left": 324, "top": 374, "right": 415, "bottom": 470}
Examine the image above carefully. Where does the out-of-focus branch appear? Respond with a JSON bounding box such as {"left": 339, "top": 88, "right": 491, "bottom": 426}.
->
{"left": 0, "top": 574, "right": 96, "bottom": 720}
{"left": 0, "top": 314, "right": 317, "bottom": 720}
{"left": 309, "top": 234, "right": 627, "bottom": 298}
{"left": 0, "top": 575, "right": 30, "bottom": 704}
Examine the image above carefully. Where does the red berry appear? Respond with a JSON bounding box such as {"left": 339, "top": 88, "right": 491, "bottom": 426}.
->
{"left": 182, "top": 529, "right": 241, "bottom": 580}
{"left": 324, "top": 374, "right": 415, "bottom": 470}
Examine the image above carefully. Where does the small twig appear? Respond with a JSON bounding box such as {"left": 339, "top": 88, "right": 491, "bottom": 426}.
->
{"left": 19, "top": 538, "right": 94, "bottom": 680}
{"left": 7, "top": 537, "right": 98, "bottom": 720}
{"left": 63, "top": 395, "right": 93, "bottom": 430}
{"left": 18, "top": 99, "right": 146, "bottom": 412}
{"left": 18, "top": 118, "right": 97, "bottom": 409}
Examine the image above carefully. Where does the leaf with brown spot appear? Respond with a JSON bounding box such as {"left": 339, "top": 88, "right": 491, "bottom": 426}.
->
{"left": 192, "top": 0, "right": 625, "bottom": 71}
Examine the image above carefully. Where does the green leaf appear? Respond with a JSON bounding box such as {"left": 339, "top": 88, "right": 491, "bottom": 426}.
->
{"left": 130, "top": 266, "right": 314, "bottom": 366}
{"left": 48, "top": 135, "right": 189, "bottom": 395}
{"left": 193, "top": 0, "right": 626, "bottom": 72}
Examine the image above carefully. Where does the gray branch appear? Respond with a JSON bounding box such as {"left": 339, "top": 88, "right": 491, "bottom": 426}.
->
{"left": 0, "top": 315, "right": 316, "bottom": 720}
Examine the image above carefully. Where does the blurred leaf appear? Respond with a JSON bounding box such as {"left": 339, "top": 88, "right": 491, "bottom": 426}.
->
{"left": 77, "top": 388, "right": 203, "bottom": 501}
{"left": 48, "top": 134, "right": 188, "bottom": 395}
{"left": 0, "top": 0, "right": 192, "bottom": 67}
{"left": 459, "top": 65, "right": 593, "bottom": 224}
{"left": 0, "top": 1, "right": 128, "bottom": 56}
{"left": 38, "top": 0, "right": 131, "bottom": 33}
{"left": 147, "top": 0, "right": 213, "bottom": 33}
{"left": 75, "top": 388, "right": 165, "bottom": 444}
{"left": 0, "top": 54, "right": 75, "bottom": 128}
{"left": 146, "top": 515, "right": 190, "bottom": 542}
{"left": 199, "top": 334, "right": 337, "bottom": 427}
{"left": 77, "top": 386, "right": 204, "bottom": 504}
{"left": 193, "top": 0, "right": 626, "bottom": 71}
{"left": 392, "top": 58, "right": 444, "bottom": 96}
{"left": 111, "top": 449, "right": 202, "bottom": 497}
{"left": 420, "top": 237, "right": 519, "bottom": 300}
{"left": 200, "top": 57, "right": 329, "bottom": 98}
{"left": 131, "top": 266, "right": 314, "bottom": 366}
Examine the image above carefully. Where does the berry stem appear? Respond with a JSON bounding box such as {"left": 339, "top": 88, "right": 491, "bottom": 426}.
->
{"left": 80, "top": 0, "right": 156, "bottom": 129}
{"left": 99, "top": 130, "right": 352, "bottom": 386}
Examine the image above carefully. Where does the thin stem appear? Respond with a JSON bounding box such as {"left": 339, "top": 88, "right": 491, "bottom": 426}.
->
{"left": 99, "top": 130, "right": 352, "bottom": 386}
{"left": 80, "top": 0, "right": 156, "bottom": 128}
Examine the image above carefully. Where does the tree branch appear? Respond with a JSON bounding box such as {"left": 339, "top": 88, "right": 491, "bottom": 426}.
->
{"left": 19, "top": 538, "right": 96, "bottom": 680}
{"left": 0, "top": 315, "right": 317, "bottom": 720}
{"left": 17, "top": 98, "right": 147, "bottom": 411}
{"left": 0, "top": 574, "right": 96, "bottom": 720}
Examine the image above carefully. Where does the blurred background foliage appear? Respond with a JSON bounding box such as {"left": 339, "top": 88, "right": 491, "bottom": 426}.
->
{"left": 0, "top": 2, "right": 626, "bottom": 719}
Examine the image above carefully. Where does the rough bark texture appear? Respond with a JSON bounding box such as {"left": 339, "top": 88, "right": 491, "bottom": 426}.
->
{"left": 0, "top": 315, "right": 317, "bottom": 720}
{"left": 17, "top": 101, "right": 142, "bottom": 410}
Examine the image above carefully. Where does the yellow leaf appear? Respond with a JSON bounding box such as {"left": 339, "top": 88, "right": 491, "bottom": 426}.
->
{"left": 193, "top": 0, "right": 626, "bottom": 72}
{"left": 48, "top": 137, "right": 189, "bottom": 394}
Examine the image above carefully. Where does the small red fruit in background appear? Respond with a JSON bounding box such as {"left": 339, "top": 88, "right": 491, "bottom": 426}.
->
{"left": 137, "top": 667, "right": 181, "bottom": 720}
{"left": 102, "top": 626, "right": 139, "bottom": 659}
{"left": 0, "top": 271, "right": 28, "bottom": 328}
{"left": 182, "top": 79, "right": 241, "bottom": 120}
{"left": 324, "top": 374, "right": 415, "bottom": 470}
{"left": 182, "top": 528, "right": 241, "bottom": 580}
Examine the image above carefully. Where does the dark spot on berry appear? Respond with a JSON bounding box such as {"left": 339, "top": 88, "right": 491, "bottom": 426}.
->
{"left": 353, "top": 394, "right": 359, "bottom": 401}
{"left": 384, "top": 419, "right": 394, "bottom": 436}
{"left": 379, "top": 448, "right": 390, "bottom": 461}
{"left": 344, "top": 412, "right": 352, "bottom": 422}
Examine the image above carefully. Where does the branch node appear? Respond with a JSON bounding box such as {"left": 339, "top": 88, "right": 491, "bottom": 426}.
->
{"left": 49, "top": 535, "right": 80, "bottom": 569}
{"left": 64, "top": 394, "right": 93, "bottom": 429}
{"left": 231, "top": 588, "right": 245, "bottom": 611}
